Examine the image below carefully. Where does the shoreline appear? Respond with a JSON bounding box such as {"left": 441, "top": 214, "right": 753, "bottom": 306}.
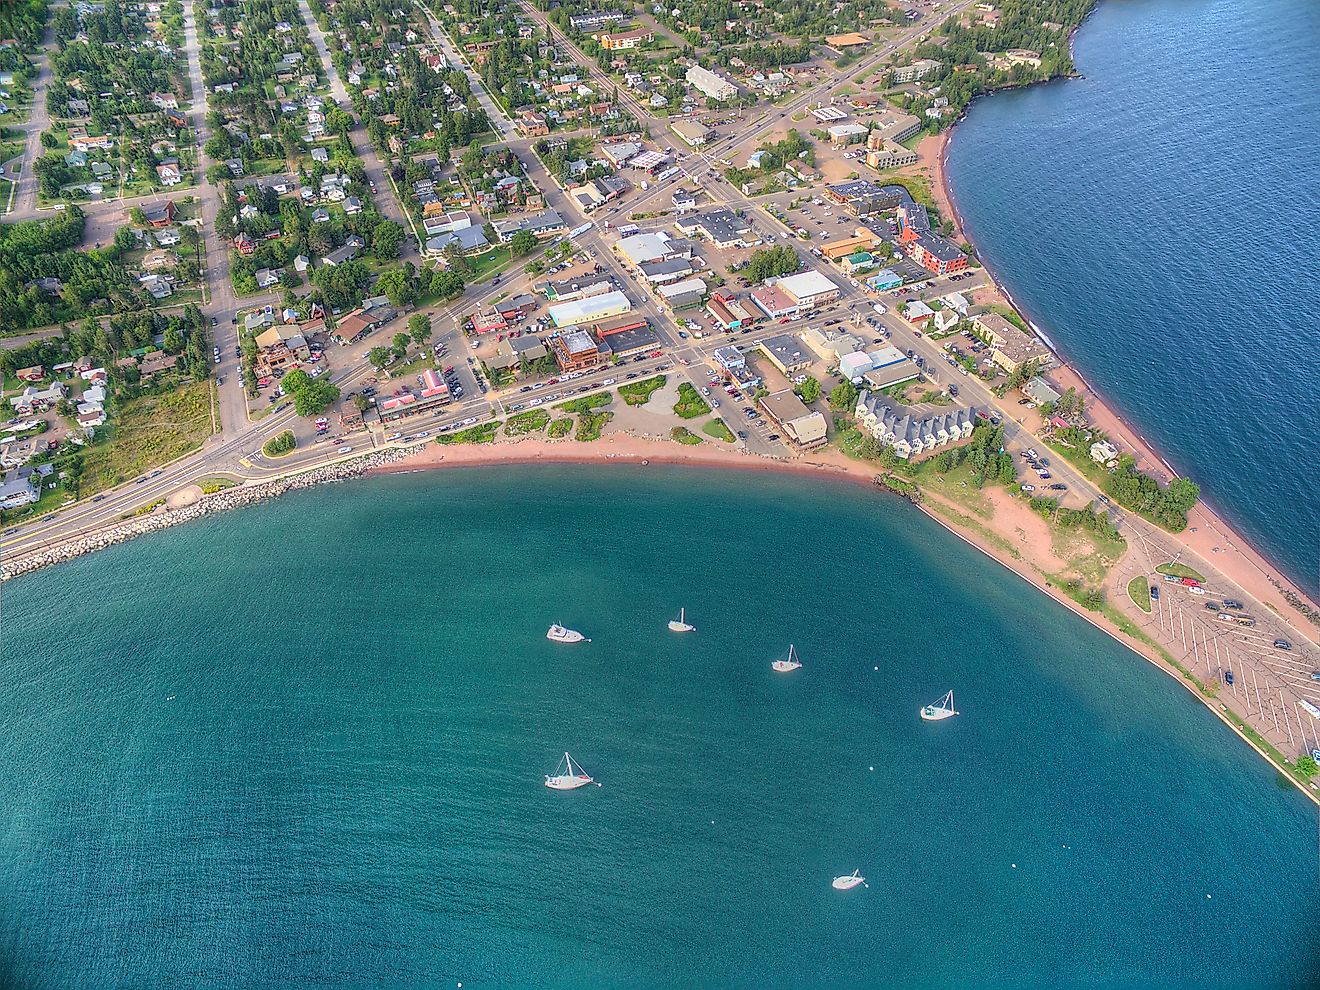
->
{"left": 934, "top": 111, "right": 1320, "bottom": 622}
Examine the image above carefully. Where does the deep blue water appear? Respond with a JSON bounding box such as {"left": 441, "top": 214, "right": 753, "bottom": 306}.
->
{"left": 1, "top": 467, "right": 1318, "bottom": 988}
{"left": 946, "top": 0, "right": 1320, "bottom": 595}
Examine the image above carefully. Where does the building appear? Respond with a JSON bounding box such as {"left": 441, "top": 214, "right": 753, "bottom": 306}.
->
{"left": 865, "top": 142, "right": 918, "bottom": 170}
{"left": 671, "top": 188, "right": 697, "bottom": 212}
{"left": 759, "top": 334, "right": 812, "bottom": 374}
{"left": 378, "top": 369, "right": 452, "bottom": 421}
{"left": 855, "top": 392, "right": 978, "bottom": 459}
{"left": 598, "top": 29, "right": 652, "bottom": 49}
{"left": 903, "top": 300, "right": 935, "bottom": 327}
{"left": 548, "top": 330, "right": 605, "bottom": 371}
{"left": 972, "top": 313, "right": 1051, "bottom": 373}
{"left": 1090, "top": 440, "right": 1120, "bottom": 466}
{"left": 706, "top": 288, "right": 756, "bottom": 330}
{"left": 253, "top": 323, "right": 311, "bottom": 375}
{"left": 811, "top": 105, "right": 849, "bottom": 123}
{"left": 713, "top": 345, "right": 745, "bottom": 371}
{"left": 892, "top": 58, "right": 941, "bottom": 83}
{"left": 749, "top": 283, "right": 799, "bottom": 320}
{"left": 544, "top": 275, "right": 617, "bottom": 301}
{"left": 868, "top": 110, "right": 923, "bottom": 144}
{"left": 824, "top": 179, "right": 902, "bottom": 217}
{"left": 686, "top": 64, "right": 738, "bottom": 101}
{"left": 548, "top": 290, "right": 631, "bottom": 328}
{"left": 1022, "top": 376, "right": 1061, "bottom": 406}
{"left": 638, "top": 257, "right": 696, "bottom": 284}
{"left": 773, "top": 270, "right": 840, "bottom": 310}
{"left": 675, "top": 208, "right": 753, "bottom": 248}
{"left": 896, "top": 202, "right": 930, "bottom": 242}
{"left": 669, "top": 119, "right": 713, "bottom": 147}
{"left": 867, "top": 268, "right": 903, "bottom": 291}
{"left": 822, "top": 226, "right": 885, "bottom": 261}
{"left": 657, "top": 277, "right": 707, "bottom": 310}
{"left": 616, "top": 230, "right": 676, "bottom": 267}
{"left": 599, "top": 323, "right": 661, "bottom": 359}
{"left": 828, "top": 123, "right": 870, "bottom": 147}
{"left": 570, "top": 11, "right": 626, "bottom": 30}
{"left": 142, "top": 200, "right": 177, "bottom": 227}
{"left": 906, "top": 232, "right": 968, "bottom": 276}
{"left": 759, "top": 389, "right": 828, "bottom": 448}
{"left": 486, "top": 334, "right": 550, "bottom": 374}
{"left": 0, "top": 471, "right": 39, "bottom": 509}
{"left": 491, "top": 210, "right": 566, "bottom": 242}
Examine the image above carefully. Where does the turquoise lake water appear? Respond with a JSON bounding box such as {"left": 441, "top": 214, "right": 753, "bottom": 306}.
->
{"left": 945, "top": 0, "right": 1320, "bottom": 595}
{"left": 1, "top": 467, "right": 1317, "bottom": 987}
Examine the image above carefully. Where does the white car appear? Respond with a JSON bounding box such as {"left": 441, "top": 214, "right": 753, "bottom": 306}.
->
{"left": 338, "top": 445, "right": 352, "bottom": 454}
{"left": 1188, "top": 586, "right": 1206, "bottom": 596}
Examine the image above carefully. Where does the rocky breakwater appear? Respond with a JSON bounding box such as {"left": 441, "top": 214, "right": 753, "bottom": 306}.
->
{"left": 1, "top": 448, "right": 415, "bottom": 581}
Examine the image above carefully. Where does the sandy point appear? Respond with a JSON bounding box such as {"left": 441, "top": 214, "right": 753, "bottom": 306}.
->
{"left": 166, "top": 485, "right": 205, "bottom": 509}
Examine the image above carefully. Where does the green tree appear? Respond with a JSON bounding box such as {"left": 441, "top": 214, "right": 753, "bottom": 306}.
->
{"left": 392, "top": 331, "right": 411, "bottom": 357}
{"left": 408, "top": 313, "right": 432, "bottom": 346}
{"left": 1296, "top": 755, "right": 1318, "bottom": 779}
{"left": 828, "top": 380, "right": 858, "bottom": 411}
{"left": 372, "top": 220, "right": 404, "bottom": 260}
{"left": 794, "top": 375, "right": 821, "bottom": 403}
{"left": 509, "top": 229, "right": 538, "bottom": 257}
{"left": 368, "top": 345, "right": 392, "bottom": 370}
{"left": 280, "top": 368, "right": 340, "bottom": 416}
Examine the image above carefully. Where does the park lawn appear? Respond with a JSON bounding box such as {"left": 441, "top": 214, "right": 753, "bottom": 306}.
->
{"left": 1156, "top": 561, "right": 1207, "bottom": 583}
{"left": 80, "top": 380, "right": 217, "bottom": 493}
{"left": 467, "top": 246, "right": 514, "bottom": 283}
{"left": 504, "top": 408, "right": 550, "bottom": 436}
{"left": 437, "top": 421, "right": 500, "bottom": 444}
{"left": 1128, "top": 576, "right": 1152, "bottom": 613}
{"left": 618, "top": 374, "right": 666, "bottom": 406}
{"left": 701, "top": 418, "right": 735, "bottom": 443}
{"left": 671, "top": 426, "right": 702, "bottom": 445}
{"left": 673, "top": 382, "right": 711, "bottom": 419}
{"left": 556, "top": 392, "right": 611, "bottom": 414}
{"left": 574, "top": 410, "right": 612, "bottom": 441}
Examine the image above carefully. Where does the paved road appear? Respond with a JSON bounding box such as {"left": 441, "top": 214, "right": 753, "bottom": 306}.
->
{"left": 5, "top": 7, "right": 59, "bottom": 217}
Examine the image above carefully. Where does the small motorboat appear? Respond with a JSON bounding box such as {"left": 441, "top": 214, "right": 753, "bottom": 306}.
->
{"left": 771, "top": 644, "right": 802, "bottom": 673}
{"left": 832, "top": 870, "right": 867, "bottom": 891}
{"left": 920, "top": 690, "right": 958, "bottom": 721}
{"left": 544, "top": 752, "right": 596, "bottom": 790}
{"left": 547, "top": 623, "right": 588, "bottom": 643}
{"left": 668, "top": 607, "right": 695, "bottom": 633}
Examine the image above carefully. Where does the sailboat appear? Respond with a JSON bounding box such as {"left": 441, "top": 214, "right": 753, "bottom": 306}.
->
{"left": 544, "top": 752, "right": 596, "bottom": 790}
{"left": 547, "top": 623, "right": 588, "bottom": 643}
{"left": 832, "top": 869, "right": 867, "bottom": 891}
{"left": 920, "top": 690, "right": 959, "bottom": 721}
{"left": 771, "top": 644, "right": 802, "bottom": 673}
{"left": 668, "top": 608, "right": 695, "bottom": 633}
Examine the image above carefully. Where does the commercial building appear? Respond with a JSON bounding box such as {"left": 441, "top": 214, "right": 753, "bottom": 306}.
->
{"left": 669, "top": 119, "right": 714, "bottom": 147}
{"left": 686, "top": 64, "right": 738, "bottom": 101}
{"left": 638, "top": 257, "right": 697, "bottom": 284}
{"left": 1022, "top": 376, "right": 1061, "bottom": 406}
{"left": 491, "top": 210, "right": 566, "bottom": 242}
{"left": 896, "top": 202, "right": 930, "bottom": 242}
{"left": 616, "top": 230, "right": 676, "bottom": 267}
{"left": 749, "top": 283, "right": 799, "bottom": 320}
{"left": 855, "top": 392, "right": 978, "bottom": 459}
{"left": 544, "top": 275, "right": 618, "bottom": 302}
{"left": 597, "top": 29, "right": 653, "bottom": 49}
{"left": 675, "top": 208, "right": 753, "bottom": 248}
{"left": 548, "top": 330, "right": 605, "bottom": 371}
{"left": 906, "top": 232, "right": 968, "bottom": 275}
{"left": 828, "top": 123, "right": 870, "bottom": 147}
{"left": 867, "top": 268, "right": 903, "bottom": 291}
{"left": 548, "top": 290, "right": 632, "bottom": 328}
{"left": 824, "top": 179, "right": 902, "bottom": 217}
{"left": 867, "top": 110, "right": 922, "bottom": 144}
{"left": 822, "top": 226, "right": 885, "bottom": 261}
{"left": 759, "top": 389, "right": 828, "bottom": 448}
{"left": 378, "top": 369, "right": 452, "bottom": 422}
{"left": 599, "top": 324, "right": 661, "bottom": 359}
{"left": 865, "top": 142, "right": 918, "bottom": 171}
{"left": 657, "top": 277, "right": 707, "bottom": 310}
{"left": 759, "top": 334, "right": 813, "bottom": 374}
{"left": 706, "top": 288, "right": 756, "bottom": 330}
{"left": 773, "top": 270, "right": 841, "bottom": 309}
{"left": 486, "top": 334, "right": 549, "bottom": 374}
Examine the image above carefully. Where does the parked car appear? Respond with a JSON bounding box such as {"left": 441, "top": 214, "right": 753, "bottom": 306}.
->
{"left": 1274, "top": 639, "right": 1292, "bottom": 651}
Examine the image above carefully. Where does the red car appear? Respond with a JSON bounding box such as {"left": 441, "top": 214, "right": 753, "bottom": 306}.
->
{"left": 1180, "top": 577, "right": 1201, "bottom": 587}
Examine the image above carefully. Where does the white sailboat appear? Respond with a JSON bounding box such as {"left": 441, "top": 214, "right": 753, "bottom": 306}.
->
{"left": 544, "top": 752, "right": 596, "bottom": 790}
{"left": 920, "top": 690, "right": 959, "bottom": 721}
{"left": 547, "top": 623, "right": 589, "bottom": 643}
{"left": 771, "top": 643, "right": 802, "bottom": 673}
{"left": 668, "top": 608, "right": 695, "bottom": 633}
{"left": 832, "top": 869, "right": 867, "bottom": 890}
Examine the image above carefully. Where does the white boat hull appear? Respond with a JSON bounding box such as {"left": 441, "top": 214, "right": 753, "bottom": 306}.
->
{"left": 771, "top": 661, "right": 802, "bottom": 673}
{"left": 545, "top": 775, "right": 593, "bottom": 790}
{"left": 547, "top": 625, "right": 587, "bottom": 643}
{"left": 668, "top": 621, "right": 695, "bottom": 632}
{"left": 920, "top": 707, "right": 957, "bottom": 721}
{"left": 832, "top": 874, "right": 865, "bottom": 890}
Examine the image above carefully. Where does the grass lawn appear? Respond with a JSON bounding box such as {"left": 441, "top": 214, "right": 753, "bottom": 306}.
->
{"left": 547, "top": 417, "right": 572, "bottom": 438}
{"left": 575, "top": 410, "right": 612, "bottom": 441}
{"left": 504, "top": 408, "right": 550, "bottom": 436}
{"left": 617, "top": 374, "right": 666, "bottom": 406}
{"left": 467, "top": 246, "right": 514, "bottom": 284}
{"left": 702, "top": 418, "right": 735, "bottom": 443}
{"left": 437, "top": 421, "right": 499, "bottom": 444}
{"left": 1128, "top": 575, "right": 1152, "bottom": 613}
{"left": 556, "top": 392, "right": 611, "bottom": 414}
{"left": 80, "top": 380, "right": 217, "bottom": 492}
{"left": 673, "top": 382, "right": 710, "bottom": 419}
{"left": 671, "top": 426, "right": 703, "bottom": 445}
{"left": 1157, "top": 561, "right": 1207, "bottom": 583}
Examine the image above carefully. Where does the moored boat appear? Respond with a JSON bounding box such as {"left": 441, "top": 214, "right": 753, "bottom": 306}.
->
{"left": 547, "top": 623, "right": 588, "bottom": 643}
{"left": 544, "top": 752, "right": 596, "bottom": 790}
{"left": 920, "top": 690, "right": 958, "bottom": 721}
{"left": 668, "top": 608, "right": 695, "bottom": 633}
{"left": 771, "top": 643, "right": 802, "bottom": 673}
{"left": 832, "top": 869, "right": 867, "bottom": 890}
